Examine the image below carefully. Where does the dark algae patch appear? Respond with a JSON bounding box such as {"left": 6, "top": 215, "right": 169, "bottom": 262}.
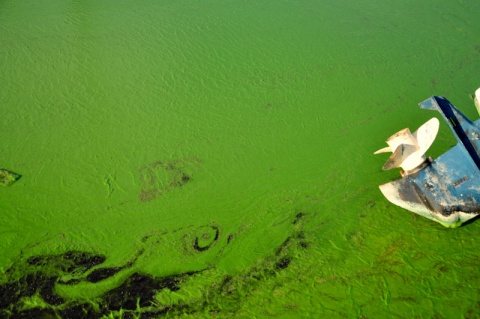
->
{"left": 0, "top": 251, "right": 106, "bottom": 318}
{"left": 0, "top": 250, "right": 200, "bottom": 318}
{"left": 192, "top": 225, "right": 219, "bottom": 252}
{"left": 274, "top": 257, "right": 291, "bottom": 270}
{"left": 86, "top": 266, "right": 124, "bottom": 283}
{"left": 102, "top": 273, "right": 185, "bottom": 311}
{"left": 292, "top": 212, "right": 305, "bottom": 225}
{"left": 138, "top": 158, "right": 200, "bottom": 202}
{"left": 0, "top": 213, "right": 307, "bottom": 318}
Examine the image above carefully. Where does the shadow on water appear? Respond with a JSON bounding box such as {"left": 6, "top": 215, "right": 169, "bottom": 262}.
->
{"left": 459, "top": 214, "right": 480, "bottom": 227}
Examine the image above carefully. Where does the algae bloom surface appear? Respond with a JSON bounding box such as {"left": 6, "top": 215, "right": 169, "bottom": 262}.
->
{"left": 1, "top": 0, "right": 480, "bottom": 318}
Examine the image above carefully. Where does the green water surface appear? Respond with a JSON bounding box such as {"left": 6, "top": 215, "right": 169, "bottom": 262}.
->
{"left": 1, "top": 0, "right": 480, "bottom": 318}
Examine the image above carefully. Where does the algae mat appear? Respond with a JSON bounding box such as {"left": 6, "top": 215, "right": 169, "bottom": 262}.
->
{"left": 1, "top": 0, "right": 480, "bottom": 318}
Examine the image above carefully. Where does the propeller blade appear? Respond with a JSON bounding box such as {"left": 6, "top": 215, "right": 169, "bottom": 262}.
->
{"left": 475, "top": 88, "right": 480, "bottom": 112}
{"left": 374, "top": 146, "right": 392, "bottom": 154}
{"left": 376, "top": 117, "right": 439, "bottom": 172}
{"left": 412, "top": 117, "right": 439, "bottom": 157}
{"left": 382, "top": 144, "right": 418, "bottom": 170}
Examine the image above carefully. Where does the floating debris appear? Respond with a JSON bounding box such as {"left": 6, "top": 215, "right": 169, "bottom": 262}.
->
{"left": 0, "top": 169, "right": 21, "bottom": 187}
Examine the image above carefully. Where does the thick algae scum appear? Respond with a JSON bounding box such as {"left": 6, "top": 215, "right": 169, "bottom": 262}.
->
{"left": 1, "top": 0, "right": 480, "bottom": 317}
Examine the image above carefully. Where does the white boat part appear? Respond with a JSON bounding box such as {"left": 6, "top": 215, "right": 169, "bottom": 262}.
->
{"left": 374, "top": 117, "right": 440, "bottom": 172}
{"left": 474, "top": 87, "right": 480, "bottom": 113}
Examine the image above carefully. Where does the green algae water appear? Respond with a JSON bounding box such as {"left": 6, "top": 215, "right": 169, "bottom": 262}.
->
{"left": 1, "top": 0, "right": 480, "bottom": 317}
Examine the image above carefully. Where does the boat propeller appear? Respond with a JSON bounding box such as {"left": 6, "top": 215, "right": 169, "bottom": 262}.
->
{"left": 374, "top": 117, "right": 440, "bottom": 173}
